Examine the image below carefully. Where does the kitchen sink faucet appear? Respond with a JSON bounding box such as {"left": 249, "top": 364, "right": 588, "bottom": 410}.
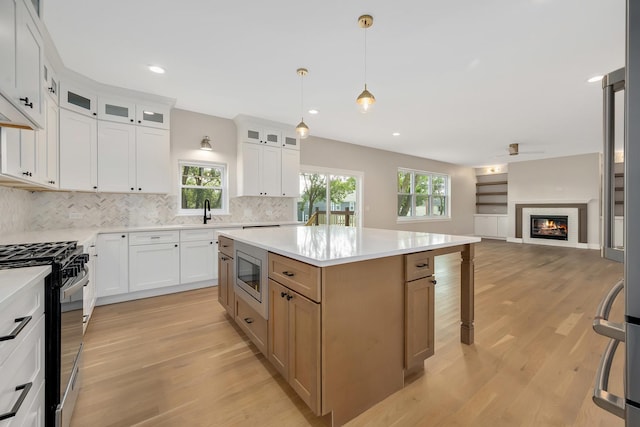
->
{"left": 203, "top": 199, "right": 211, "bottom": 224}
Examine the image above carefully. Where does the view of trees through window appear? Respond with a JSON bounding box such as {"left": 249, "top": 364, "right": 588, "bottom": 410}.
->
{"left": 397, "top": 169, "right": 448, "bottom": 218}
{"left": 180, "top": 163, "right": 224, "bottom": 211}
{"left": 298, "top": 172, "right": 358, "bottom": 226}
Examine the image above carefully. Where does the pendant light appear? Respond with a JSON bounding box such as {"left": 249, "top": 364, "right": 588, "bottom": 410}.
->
{"left": 295, "top": 68, "right": 309, "bottom": 139}
{"left": 356, "top": 14, "right": 375, "bottom": 113}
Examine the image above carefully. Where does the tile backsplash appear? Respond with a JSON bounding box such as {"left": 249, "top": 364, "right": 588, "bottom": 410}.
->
{"left": 0, "top": 187, "right": 295, "bottom": 233}
{"left": 0, "top": 186, "right": 32, "bottom": 234}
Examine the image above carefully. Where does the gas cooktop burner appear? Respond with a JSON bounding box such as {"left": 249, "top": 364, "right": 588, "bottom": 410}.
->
{"left": 0, "top": 241, "right": 78, "bottom": 264}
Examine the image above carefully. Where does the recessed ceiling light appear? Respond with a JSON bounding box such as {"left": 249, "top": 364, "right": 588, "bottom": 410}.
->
{"left": 308, "top": 109, "right": 319, "bottom": 115}
{"left": 588, "top": 75, "right": 603, "bottom": 83}
{"left": 148, "top": 65, "right": 166, "bottom": 74}
{"left": 392, "top": 132, "right": 400, "bottom": 136}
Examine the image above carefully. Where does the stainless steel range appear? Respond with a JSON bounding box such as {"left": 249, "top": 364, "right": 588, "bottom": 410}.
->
{"left": 0, "top": 241, "right": 88, "bottom": 427}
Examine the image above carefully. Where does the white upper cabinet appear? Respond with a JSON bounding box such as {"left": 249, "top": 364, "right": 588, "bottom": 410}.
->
{"left": 0, "top": 127, "right": 36, "bottom": 180}
{"left": 281, "top": 148, "right": 300, "bottom": 197}
{"left": 135, "top": 104, "right": 170, "bottom": 129}
{"left": 135, "top": 126, "right": 170, "bottom": 193}
{"left": 238, "top": 142, "right": 281, "bottom": 197}
{"left": 240, "top": 123, "right": 282, "bottom": 147}
{"left": 60, "top": 82, "right": 97, "bottom": 117}
{"left": 43, "top": 60, "right": 59, "bottom": 104}
{"left": 35, "top": 91, "right": 58, "bottom": 187}
{"left": 14, "top": 0, "right": 44, "bottom": 127}
{"left": 0, "top": 0, "right": 17, "bottom": 97}
{"left": 282, "top": 132, "right": 300, "bottom": 151}
{"left": 59, "top": 108, "right": 98, "bottom": 191}
{"left": 98, "top": 97, "right": 136, "bottom": 124}
{"left": 97, "top": 120, "right": 136, "bottom": 192}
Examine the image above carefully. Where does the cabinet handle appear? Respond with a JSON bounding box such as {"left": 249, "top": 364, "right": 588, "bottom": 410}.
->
{"left": 282, "top": 271, "right": 295, "bottom": 277}
{"left": 93, "top": 186, "right": 98, "bottom": 190}
{"left": 174, "top": 244, "right": 178, "bottom": 248}
{"left": 286, "top": 294, "right": 293, "bottom": 301}
{"left": 222, "top": 245, "right": 229, "bottom": 248}
{"left": 0, "top": 382, "right": 32, "bottom": 421}
{"left": 431, "top": 279, "right": 437, "bottom": 285}
{"left": 0, "top": 316, "right": 32, "bottom": 342}
{"left": 244, "top": 317, "right": 254, "bottom": 324}
{"left": 210, "top": 241, "right": 213, "bottom": 244}
{"left": 19, "top": 97, "right": 33, "bottom": 108}
{"left": 416, "top": 263, "right": 428, "bottom": 268}
{"left": 93, "top": 112, "right": 97, "bottom": 116}
{"left": 130, "top": 119, "right": 134, "bottom": 122}
{"left": 280, "top": 291, "right": 287, "bottom": 298}
{"left": 138, "top": 120, "right": 141, "bottom": 123}
{"left": 138, "top": 188, "right": 142, "bottom": 191}
{"left": 131, "top": 187, "right": 134, "bottom": 191}
{"left": 48, "top": 87, "right": 55, "bottom": 94}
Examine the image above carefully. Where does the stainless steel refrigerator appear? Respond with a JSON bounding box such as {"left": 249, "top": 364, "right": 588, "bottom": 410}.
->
{"left": 594, "top": 2, "right": 640, "bottom": 425}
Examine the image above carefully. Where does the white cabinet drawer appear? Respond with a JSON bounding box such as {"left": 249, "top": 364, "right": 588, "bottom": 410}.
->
{"left": 129, "top": 231, "right": 179, "bottom": 245}
{"left": 179, "top": 229, "right": 215, "bottom": 242}
{"left": 0, "top": 315, "right": 44, "bottom": 427}
{"left": 0, "top": 278, "right": 44, "bottom": 368}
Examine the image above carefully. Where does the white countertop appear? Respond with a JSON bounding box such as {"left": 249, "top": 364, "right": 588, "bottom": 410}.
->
{"left": 219, "top": 225, "right": 481, "bottom": 267}
{"left": 0, "top": 266, "right": 51, "bottom": 307}
{"left": 0, "top": 221, "right": 302, "bottom": 247}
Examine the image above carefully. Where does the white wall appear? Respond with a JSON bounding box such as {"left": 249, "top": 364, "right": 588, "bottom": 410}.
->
{"left": 300, "top": 136, "right": 476, "bottom": 235}
{"left": 507, "top": 153, "right": 600, "bottom": 245}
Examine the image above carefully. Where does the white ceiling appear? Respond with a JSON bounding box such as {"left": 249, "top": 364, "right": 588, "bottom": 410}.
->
{"left": 42, "top": 0, "right": 625, "bottom": 167}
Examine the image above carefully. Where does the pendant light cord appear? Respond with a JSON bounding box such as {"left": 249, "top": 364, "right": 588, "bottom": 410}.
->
{"left": 364, "top": 25, "right": 368, "bottom": 87}
{"left": 300, "top": 71, "right": 304, "bottom": 120}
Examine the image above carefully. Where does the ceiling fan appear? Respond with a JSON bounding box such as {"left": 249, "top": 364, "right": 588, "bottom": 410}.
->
{"left": 497, "top": 143, "right": 545, "bottom": 157}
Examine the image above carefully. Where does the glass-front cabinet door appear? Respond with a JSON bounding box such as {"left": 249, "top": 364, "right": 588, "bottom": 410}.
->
{"left": 282, "top": 132, "right": 300, "bottom": 150}
{"left": 60, "top": 82, "right": 97, "bottom": 117}
{"left": 135, "top": 104, "right": 170, "bottom": 129}
{"left": 98, "top": 97, "right": 136, "bottom": 124}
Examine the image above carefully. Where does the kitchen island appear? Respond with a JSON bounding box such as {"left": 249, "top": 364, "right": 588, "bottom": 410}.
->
{"left": 217, "top": 225, "right": 480, "bottom": 426}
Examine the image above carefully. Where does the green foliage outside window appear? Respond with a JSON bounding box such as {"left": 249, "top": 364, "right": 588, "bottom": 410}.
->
{"left": 397, "top": 169, "right": 449, "bottom": 218}
{"left": 180, "top": 164, "right": 224, "bottom": 211}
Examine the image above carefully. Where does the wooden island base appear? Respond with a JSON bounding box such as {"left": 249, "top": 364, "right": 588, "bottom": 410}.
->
{"left": 222, "top": 239, "right": 476, "bottom": 426}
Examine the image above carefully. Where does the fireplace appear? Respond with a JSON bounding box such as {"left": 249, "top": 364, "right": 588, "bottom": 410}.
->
{"left": 530, "top": 215, "right": 568, "bottom": 241}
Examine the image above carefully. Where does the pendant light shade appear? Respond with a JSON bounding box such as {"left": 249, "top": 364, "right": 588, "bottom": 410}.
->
{"left": 356, "top": 15, "right": 375, "bottom": 113}
{"left": 356, "top": 84, "right": 376, "bottom": 113}
{"left": 295, "top": 120, "right": 309, "bottom": 139}
{"left": 296, "top": 68, "right": 309, "bottom": 139}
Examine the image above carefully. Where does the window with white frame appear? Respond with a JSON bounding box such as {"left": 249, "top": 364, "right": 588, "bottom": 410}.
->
{"left": 179, "top": 161, "right": 227, "bottom": 215}
{"left": 397, "top": 168, "right": 450, "bottom": 219}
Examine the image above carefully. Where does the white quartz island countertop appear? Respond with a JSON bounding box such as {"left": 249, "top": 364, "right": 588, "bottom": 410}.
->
{"left": 219, "top": 225, "right": 481, "bottom": 267}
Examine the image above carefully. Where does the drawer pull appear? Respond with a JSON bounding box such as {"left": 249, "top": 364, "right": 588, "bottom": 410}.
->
{"left": 281, "top": 292, "right": 287, "bottom": 298}
{"left": 0, "top": 382, "right": 32, "bottom": 421}
{"left": 282, "top": 271, "right": 295, "bottom": 277}
{"left": 244, "top": 317, "right": 254, "bottom": 324}
{"left": 431, "top": 279, "right": 437, "bottom": 285}
{"left": 150, "top": 236, "right": 161, "bottom": 239}
{"left": 286, "top": 294, "right": 294, "bottom": 301}
{"left": 0, "top": 316, "right": 32, "bottom": 342}
{"left": 416, "top": 263, "right": 429, "bottom": 268}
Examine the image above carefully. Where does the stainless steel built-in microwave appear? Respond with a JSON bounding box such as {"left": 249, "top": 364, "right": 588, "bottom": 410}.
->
{"left": 234, "top": 241, "right": 269, "bottom": 319}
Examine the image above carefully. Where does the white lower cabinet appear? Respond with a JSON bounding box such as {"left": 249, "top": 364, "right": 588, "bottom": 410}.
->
{"left": 83, "top": 238, "right": 97, "bottom": 333}
{"left": 474, "top": 214, "right": 508, "bottom": 239}
{"left": 0, "top": 271, "right": 46, "bottom": 427}
{"left": 96, "top": 233, "right": 129, "bottom": 297}
{"left": 180, "top": 229, "right": 218, "bottom": 284}
{"left": 129, "top": 231, "right": 180, "bottom": 292}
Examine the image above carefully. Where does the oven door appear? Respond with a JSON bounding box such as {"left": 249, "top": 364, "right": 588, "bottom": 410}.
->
{"left": 56, "top": 267, "right": 87, "bottom": 427}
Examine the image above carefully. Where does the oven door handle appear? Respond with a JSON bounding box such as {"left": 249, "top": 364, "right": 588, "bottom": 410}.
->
{"left": 62, "top": 266, "right": 89, "bottom": 300}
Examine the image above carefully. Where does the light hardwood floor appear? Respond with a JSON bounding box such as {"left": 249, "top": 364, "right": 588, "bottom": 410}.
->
{"left": 71, "top": 240, "right": 626, "bottom": 427}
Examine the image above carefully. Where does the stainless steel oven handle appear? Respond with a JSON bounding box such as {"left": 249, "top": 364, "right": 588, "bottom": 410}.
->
{"left": 62, "top": 267, "right": 89, "bottom": 300}
{"left": 592, "top": 338, "right": 625, "bottom": 418}
{"left": 0, "top": 382, "right": 32, "bottom": 421}
{"left": 593, "top": 279, "right": 625, "bottom": 341}
{"left": 0, "top": 316, "right": 32, "bottom": 341}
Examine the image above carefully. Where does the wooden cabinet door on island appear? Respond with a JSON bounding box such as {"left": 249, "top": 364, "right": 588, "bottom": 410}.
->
{"left": 217, "top": 236, "right": 235, "bottom": 316}
{"left": 404, "top": 252, "right": 436, "bottom": 370}
{"left": 268, "top": 279, "right": 321, "bottom": 415}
